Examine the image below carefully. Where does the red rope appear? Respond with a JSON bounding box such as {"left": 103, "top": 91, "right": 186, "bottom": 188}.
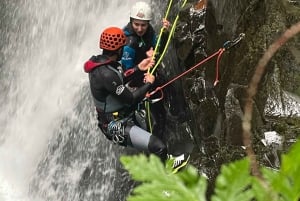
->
{"left": 214, "top": 48, "right": 225, "bottom": 86}
{"left": 146, "top": 48, "right": 225, "bottom": 98}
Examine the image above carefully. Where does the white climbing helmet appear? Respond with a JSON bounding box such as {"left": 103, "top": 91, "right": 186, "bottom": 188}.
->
{"left": 130, "top": 1, "right": 152, "bottom": 21}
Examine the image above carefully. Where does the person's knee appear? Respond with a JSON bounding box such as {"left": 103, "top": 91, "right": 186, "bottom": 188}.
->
{"left": 148, "top": 135, "right": 167, "bottom": 161}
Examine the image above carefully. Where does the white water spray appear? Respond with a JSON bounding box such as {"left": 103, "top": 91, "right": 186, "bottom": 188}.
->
{"left": 0, "top": 1, "right": 140, "bottom": 200}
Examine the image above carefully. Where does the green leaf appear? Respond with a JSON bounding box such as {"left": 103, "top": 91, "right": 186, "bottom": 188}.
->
{"left": 279, "top": 140, "right": 300, "bottom": 200}
{"left": 120, "top": 154, "right": 166, "bottom": 182}
{"left": 120, "top": 154, "right": 207, "bottom": 201}
{"left": 266, "top": 140, "right": 300, "bottom": 201}
{"left": 120, "top": 141, "right": 300, "bottom": 201}
{"left": 211, "top": 158, "right": 254, "bottom": 201}
{"left": 252, "top": 168, "right": 279, "bottom": 201}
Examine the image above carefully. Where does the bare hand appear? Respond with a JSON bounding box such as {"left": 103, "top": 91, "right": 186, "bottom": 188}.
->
{"left": 138, "top": 58, "right": 155, "bottom": 71}
{"left": 162, "top": 18, "right": 171, "bottom": 30}
{"left": 143, "top": 73, "right": 155, "bottom": 84}
{"left": 146, "top": 47, "right": 154, "bottom": 58}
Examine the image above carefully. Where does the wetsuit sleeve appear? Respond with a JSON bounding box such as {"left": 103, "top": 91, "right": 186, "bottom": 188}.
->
{"left": 121, "top": 45, "right": 136, "bottom": 70}
{"left": 123, "top": 65, "right": 141, "bottom": 83}
{"left": 103, "top": 70, "right": 151, "bottom": 105}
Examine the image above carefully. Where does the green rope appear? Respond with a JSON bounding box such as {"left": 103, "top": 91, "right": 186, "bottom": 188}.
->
{"left": 146, "top": 0, "right": 188, "bottom": 134}
{"left": 145, "top": 101, "right": 152, "bottom": 133}
{"left": 146, "top": 0, "right": 173, "bottom": 134}
{"left": 150, "top": 0, "right": 188, "bottom": 75}
{"left": 149, "top": 0, "right": 173, "bottom": 71}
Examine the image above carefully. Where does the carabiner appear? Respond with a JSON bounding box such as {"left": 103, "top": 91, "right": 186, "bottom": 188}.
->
{"left": 223, "top": 33, "right": 245, "bottom": 50}
{"left": 144, "top": 87, "right": 164, "bottom": 103}
{"left": 113, "top": 134, "right": 125, "bottom": 144}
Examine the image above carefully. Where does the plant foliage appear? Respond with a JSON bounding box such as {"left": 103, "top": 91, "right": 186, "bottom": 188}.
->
{"left": 120, "top": 140, "right": 300, "bottom": 201}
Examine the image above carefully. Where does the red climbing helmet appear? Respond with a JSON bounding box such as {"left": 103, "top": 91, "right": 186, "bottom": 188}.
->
{"left": 99, "top": 27, "right": 126, "bottom": 51}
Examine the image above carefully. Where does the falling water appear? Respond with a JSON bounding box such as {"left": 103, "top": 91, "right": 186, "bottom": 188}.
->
{"left": 0, "top": 0, "right": 142, "bottom": 200}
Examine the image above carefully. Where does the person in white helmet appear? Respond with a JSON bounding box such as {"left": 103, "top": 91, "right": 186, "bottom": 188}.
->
{"left": 122, "top": 1, "right": 170, "bottom": 71}
{"left": 121, "top": 1, "right": 171, "bottom": 142}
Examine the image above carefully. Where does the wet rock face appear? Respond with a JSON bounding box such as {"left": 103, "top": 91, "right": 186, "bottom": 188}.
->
{"left": 175, "top": 2, "right": 208, "bottom": 66}
{"left": 224, "top": 84, "right": 246, "bottom": 146}
{"left": 172, "top": 0, "right": 300, "bottom": 190}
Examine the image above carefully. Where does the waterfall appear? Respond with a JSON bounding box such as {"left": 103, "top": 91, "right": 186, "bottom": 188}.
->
{"left": 0, "top": 0, "right": 142, "bottom": 200}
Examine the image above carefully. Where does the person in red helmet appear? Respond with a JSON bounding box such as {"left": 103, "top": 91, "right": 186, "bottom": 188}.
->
{"left": 84, "top": 27, "right": 189, "bottom": 172}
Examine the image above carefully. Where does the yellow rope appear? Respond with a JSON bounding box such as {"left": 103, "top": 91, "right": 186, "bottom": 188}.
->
{"left": 150, "top": 0, "right": 188, "bottom": 75}
{"left": 146, "top": 0, "right": 188, "bottom": 134}
{"left": 149, "top": 0, "right": 173, "bottom": 73}
{"left": 146, "top": 0, "right": 173, "bottom": 134}
{"left": 145, "top": 101, "right": 152, "bottom": 133}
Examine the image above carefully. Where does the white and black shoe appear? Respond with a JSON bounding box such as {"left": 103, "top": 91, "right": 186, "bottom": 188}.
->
{"left": 168, "top": 153, "right": 190, "bottom": 174}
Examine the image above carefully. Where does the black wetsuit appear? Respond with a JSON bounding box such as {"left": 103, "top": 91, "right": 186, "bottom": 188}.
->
{"left": 84, "top": 54, "right": 167, "bottom": 161}
{"left": 121, "top": 22, "right": 168, "bottom": 141}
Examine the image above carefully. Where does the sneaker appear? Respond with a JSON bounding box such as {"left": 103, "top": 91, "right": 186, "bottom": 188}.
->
{"left": 168, "top": 153, "right": 190, "bottom": 174}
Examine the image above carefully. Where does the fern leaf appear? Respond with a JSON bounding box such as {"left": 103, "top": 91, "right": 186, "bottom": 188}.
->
{"left": 265, "top": 140, "right": 300, "bottom": 201}
{"left": 120, "top": 154, "right": 207, "bottom": 201}
{"left": 211, "top": 158, "right": 254, "bottom": 201}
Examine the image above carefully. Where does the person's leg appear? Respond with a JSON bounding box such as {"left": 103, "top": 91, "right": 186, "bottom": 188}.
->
{"left": 125, "top": 125, "right": 167, "bottom": 161}
{"left": 146, "top": 70, "right": 167, "bottom": 141}
{"left": 149, "top": 101, "right": 166, "bottom": 141}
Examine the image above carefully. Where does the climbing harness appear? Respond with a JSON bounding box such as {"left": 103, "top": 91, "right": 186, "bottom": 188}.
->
{"left": 108, "top": 120, "right": 126, "bottom": 144}
{"left": 144, "top": 33, "right": 246, "bottom": 101}
{"left": 107, "top": 112, "right": 136, "bottom": 145}
{"left": 135, "top": 108, "right": 147, "bottom": 130}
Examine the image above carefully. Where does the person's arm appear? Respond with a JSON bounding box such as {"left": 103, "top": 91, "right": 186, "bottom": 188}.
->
{"left": 104, "top": 69, "right": 154, "bottom": 106}
{"left": 154, "top": 19, "right": 171, "bottom": 59}
{"left": 123, "top": 57, "right": 155, "bottom": 82}
{"left": 121, "top": 45, "right": 136, "bottom": 70}
{"left": 131, "top": 72, "right": 155, "bottom": 104}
